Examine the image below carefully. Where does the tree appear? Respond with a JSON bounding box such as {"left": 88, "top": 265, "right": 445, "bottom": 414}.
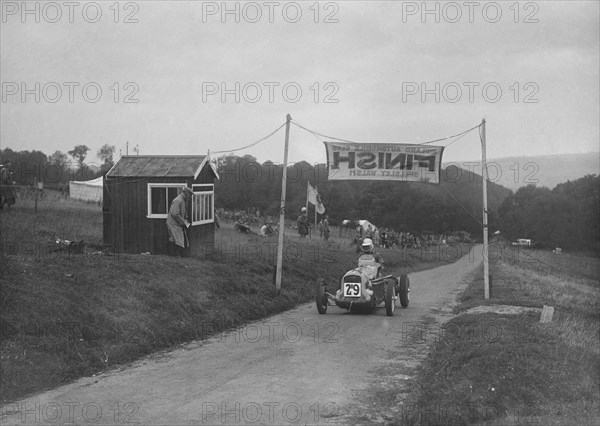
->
{"left": 47, "top": 150, "right": 70, "bottom": 184}
{"left": 68, "top": 145, "right": 90, "bottom": 168}
{"left": 48, "top": 151, "right": 68, "bottom": 169}
{"left": 97, "top": 144, "right": 115, "bottom": 173}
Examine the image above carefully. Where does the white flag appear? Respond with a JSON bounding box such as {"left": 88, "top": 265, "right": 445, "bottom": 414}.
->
{"left": 307, "top": 183, "right": 325, "bottom": 214}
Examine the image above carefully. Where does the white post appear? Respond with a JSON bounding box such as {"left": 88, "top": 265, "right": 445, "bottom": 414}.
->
{"left": 275, "top": 114, "right": 292, "bottom": 293}
{"left": 481, "top": 119, "right": 490, "bottom": 299}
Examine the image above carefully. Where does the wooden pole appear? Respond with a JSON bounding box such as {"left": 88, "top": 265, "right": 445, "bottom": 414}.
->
{"left": 34, "top": 177, "right": 38, "bottom": 214}
{"left": 275, "top": 114, "right": 292, "bottom": 293}
{"left": 481, "top": 119, "right": 490, "bottom": 299}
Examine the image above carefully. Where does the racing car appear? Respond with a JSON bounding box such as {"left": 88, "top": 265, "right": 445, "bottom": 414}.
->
{"left": 315, "top": 252, "right": 410, "bottom": 316}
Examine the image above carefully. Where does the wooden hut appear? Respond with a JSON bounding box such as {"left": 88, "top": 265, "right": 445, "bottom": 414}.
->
{"left": 103, "top": 155, "right": 219, "bottom": 256}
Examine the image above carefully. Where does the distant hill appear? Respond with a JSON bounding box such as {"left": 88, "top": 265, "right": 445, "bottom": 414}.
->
{"left": 483, "top": 153, "right": 599, "bottom": 191}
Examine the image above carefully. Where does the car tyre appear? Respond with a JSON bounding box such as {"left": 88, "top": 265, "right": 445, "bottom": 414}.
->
{"left": 399, "top": 274, "right": 410, "bottom": 308}
{"left": 385, "top": 281, "right": 395, "bottom": 316}
{"left": 315, "top": 278, "right": 328, "bottom": 314}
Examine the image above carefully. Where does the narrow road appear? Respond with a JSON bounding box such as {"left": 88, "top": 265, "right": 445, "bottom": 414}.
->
{"left": 2, "top": 246, "right": 483, "bottom": 425}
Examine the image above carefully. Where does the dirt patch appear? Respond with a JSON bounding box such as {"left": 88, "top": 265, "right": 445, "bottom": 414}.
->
{"left": 461, "top": 304, "right": 542, "bottom": 316}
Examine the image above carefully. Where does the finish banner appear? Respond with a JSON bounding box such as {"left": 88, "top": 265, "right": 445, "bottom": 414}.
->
{"left": 324, "top": 142, "right": 445, "bottom": 184}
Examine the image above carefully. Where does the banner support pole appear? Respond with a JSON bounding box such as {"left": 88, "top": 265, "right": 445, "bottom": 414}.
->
{"left": 481, "top": 118, "right": 490, "bottom": 299}
{"left": 314, "top": 186, "right": 318, "bottom": 228}
{"left": 275, "top": 114, "right": 292, "bottom": 293}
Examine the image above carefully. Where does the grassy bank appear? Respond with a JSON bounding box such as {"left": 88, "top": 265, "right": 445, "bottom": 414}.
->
{"left": 0, "top": 194, "right": 470, "bottom": 402}
{"left": 404, "top": 246, "right": 600, "bottom": 425}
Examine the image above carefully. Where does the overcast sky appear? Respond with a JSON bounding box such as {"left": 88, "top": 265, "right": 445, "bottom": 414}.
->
{"left": 1, "top": 1, "right": 598, "bottom": 167}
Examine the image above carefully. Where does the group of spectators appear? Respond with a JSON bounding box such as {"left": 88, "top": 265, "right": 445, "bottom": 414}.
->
{"left": 217, "top": 207, "right": 279, "bottom": 237}
{"left": 217, "top": 207, "right": 454, "bottom": 249}
{"left": 218, "top": 207, "right": 264, "bottom": 225}
{"left": 354, "top": 225, "right": 447, "bottom": 251}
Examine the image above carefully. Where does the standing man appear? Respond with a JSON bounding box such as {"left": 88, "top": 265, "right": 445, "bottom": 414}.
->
{"left": 166, "top": 186, "right": 192, "bottom": 256}
{"left": 0, "top": 160, "right": 16, "bottom": 210}
{"left": 297, "top": 207, "right": 309, "bottom": 238}
{"left": 322, "top": 215, "right": 330, "bottom": 241}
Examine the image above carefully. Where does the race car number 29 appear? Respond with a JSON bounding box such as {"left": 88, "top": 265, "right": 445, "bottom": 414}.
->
{"left": 343, "top": 283, "right": 361, "bottom": 297}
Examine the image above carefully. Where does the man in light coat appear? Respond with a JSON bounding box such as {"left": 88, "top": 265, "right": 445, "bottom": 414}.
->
{"left": 166, "top": 186, "right": 192, "bottom": 256}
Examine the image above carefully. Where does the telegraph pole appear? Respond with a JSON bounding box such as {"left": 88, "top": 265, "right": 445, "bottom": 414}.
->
{"left": 481, "top": 119, "right": 490, "bottom": 299}
{"left": 275, "top": 114, "right": 292, "bottom": 293}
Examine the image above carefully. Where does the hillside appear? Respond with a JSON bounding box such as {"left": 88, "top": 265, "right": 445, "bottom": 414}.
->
{"left": 483, "top": 152, "right": 600, "bottom": 191}
{"left": 215, "top": 156, "right": 512, "bottom": 239}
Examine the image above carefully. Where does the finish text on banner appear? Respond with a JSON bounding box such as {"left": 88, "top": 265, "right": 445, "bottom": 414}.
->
{"left": 324, "top": 142, "right": 445, "bottom": 183}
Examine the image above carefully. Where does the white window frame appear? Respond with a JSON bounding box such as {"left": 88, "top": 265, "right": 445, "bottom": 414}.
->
{"left": 192, "top": 184, "right": 214, "bottom": 226}
{"left": 147, "top": 183, "right": 185, "bottom": 219}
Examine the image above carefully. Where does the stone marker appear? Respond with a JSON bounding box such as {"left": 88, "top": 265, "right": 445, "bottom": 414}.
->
{"left": 540, "top": 305, "right": 554, "bottom": 323}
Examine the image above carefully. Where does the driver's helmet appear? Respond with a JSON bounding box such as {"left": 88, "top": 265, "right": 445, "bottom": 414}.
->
{"left": 301, "top": 207, "right": 307, "bottom": 213}
{"left": 361, "top": 238, "right": 374, "bottom": 253}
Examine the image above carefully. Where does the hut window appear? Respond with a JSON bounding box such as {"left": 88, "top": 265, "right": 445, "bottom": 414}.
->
{"left": 192, "top": 184, "right": 214, "bottom": 225}
{"left": 147, "top": 183, "right": 184, "bottom": 218}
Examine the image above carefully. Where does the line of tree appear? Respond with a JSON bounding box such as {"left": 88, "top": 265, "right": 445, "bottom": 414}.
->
{"left": 214, "top": 154, "right": 512, "bottom": 240}
{"left": 0, "top": 144, "right": 116, "bottom": 187}
{"left": 498, "top": 175, "right": 599, "bottom": 252}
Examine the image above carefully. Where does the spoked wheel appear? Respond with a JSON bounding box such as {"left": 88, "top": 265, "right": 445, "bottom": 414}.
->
{"left": 315, "top": 278, "right": 328, "bottom": 314}
{"left": 385, "top": 281, "right": 395, "bottom": 316}
{"left": 399, "top": 274, "right": 410, "bottom": 308}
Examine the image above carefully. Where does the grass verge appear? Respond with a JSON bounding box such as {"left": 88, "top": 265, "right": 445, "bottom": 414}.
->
{"left": 402, "top": 246, "right": 600, "bottom": 425}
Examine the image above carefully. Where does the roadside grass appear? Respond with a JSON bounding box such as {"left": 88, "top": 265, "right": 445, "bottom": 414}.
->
{"left": 403, "top": 248, "right": 600, "bottom": 425}
{"left": 0, "top": 196, "right": 470, "bottom": 402}
{"left": 0, "top": 191, "right": 102, "bottom": 246}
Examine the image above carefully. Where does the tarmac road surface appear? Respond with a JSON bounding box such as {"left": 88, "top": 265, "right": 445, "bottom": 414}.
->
{"left": 2, "top": 245, "right": 483, "bottom": 425}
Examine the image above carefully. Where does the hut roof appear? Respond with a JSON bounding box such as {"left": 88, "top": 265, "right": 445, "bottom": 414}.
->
{"left": 106, "top": 155, "right": 219, "bottom": 180}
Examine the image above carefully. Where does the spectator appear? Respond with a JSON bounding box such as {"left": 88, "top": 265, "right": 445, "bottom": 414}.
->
{"left": 297, "top": 207, "right": 309, "bottom": 237}
{"left": 322, "top": 215, "right": 330, "bottom": 240}
{"left": 166, "top": 186, "right": 192, "bottom": 256}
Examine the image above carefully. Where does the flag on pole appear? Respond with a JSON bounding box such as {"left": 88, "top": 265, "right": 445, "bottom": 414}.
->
{"left": 307, "top": 183, "right": 325, "bottom": 214}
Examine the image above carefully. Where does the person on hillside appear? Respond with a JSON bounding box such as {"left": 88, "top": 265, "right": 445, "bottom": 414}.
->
{"left": 354, "top": 225, "right": 363, "bottom": 252}
{"left": 166, "top": 186, "right": 192, "bottom": 256}
{"left": 297, "top": 207, "right": 309, "bottom": 238}
{"left": 260, "top": 222, "right": 273, "bottom": 237}
{"left": 322, "top": 215, "right": 330, "bottom": 241}
{"left": 0, "top": 160, "right": 17, "bottom": 211}
{"left": 373, "top": 228, "right": 380, "bottom": 247}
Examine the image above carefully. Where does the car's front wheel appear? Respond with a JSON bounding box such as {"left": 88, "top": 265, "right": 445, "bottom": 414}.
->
{"left": 385, "top": 281, "right": 395, "bottom": 316}
{"left": 399, "top": 274, "right": 410, "bottom": 308}
{"left": 315, "top": 278, "right": 328, "bottom": 314}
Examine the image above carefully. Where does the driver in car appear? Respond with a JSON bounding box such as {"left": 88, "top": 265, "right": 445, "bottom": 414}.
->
{"left": 358, "top": 238, "right": 385, "bottom": 278}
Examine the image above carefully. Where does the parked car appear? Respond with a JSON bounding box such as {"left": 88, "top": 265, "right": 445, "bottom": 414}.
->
{"left": 511, "top": 238, "right": 534, "bottom": 248}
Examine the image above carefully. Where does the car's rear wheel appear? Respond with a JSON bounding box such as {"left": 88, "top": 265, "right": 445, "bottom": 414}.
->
{"left": 385, "top": 281, "right": 395, "bottom": 316}
{"left": 315, "top": 278, "right": 328, "bottom": 314}
{"left": 399, "top": 274, "right": 410, "bottom": 308}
